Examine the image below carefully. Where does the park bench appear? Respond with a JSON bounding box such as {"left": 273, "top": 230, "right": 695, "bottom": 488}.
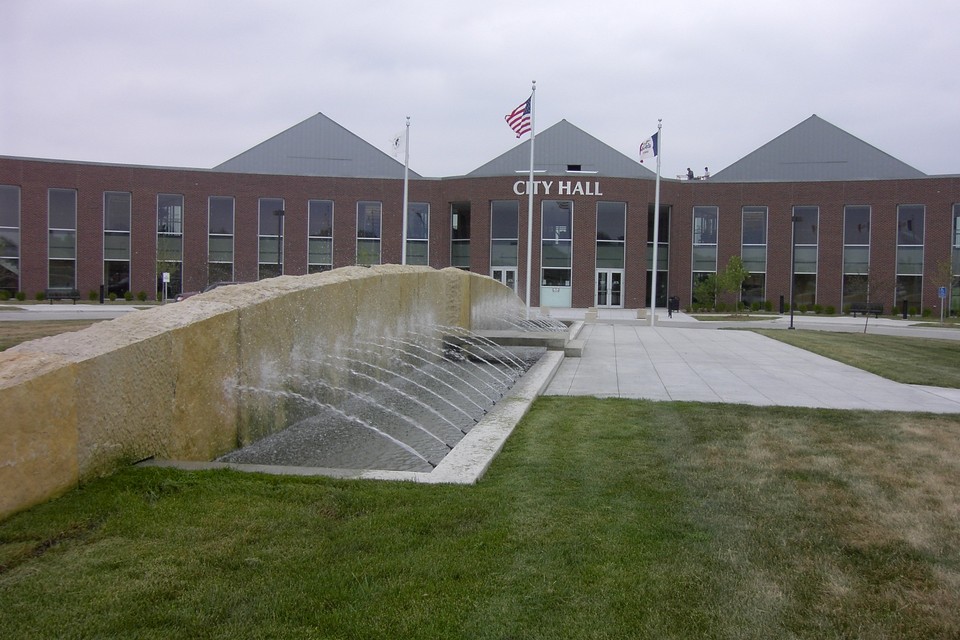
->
{"left": 45, "top": 288, "right": 81, "bottom": 304}
{"left": 850, "top": 302, "right": 882, "bottom": 317}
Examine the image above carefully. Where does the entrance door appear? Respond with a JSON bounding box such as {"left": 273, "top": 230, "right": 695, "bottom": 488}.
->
{"left": 492, "top": 267, "right": 517, "bottom": 293}
{"left": 595, "top": 269, "right": 624, "bottom": 307}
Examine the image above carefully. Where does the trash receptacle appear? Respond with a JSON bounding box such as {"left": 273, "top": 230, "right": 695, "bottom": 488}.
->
{"left": 668, "top": 296, "right": 680, "bottom": 318}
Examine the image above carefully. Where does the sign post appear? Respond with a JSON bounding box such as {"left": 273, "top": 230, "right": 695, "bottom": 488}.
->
{"left": 162, "top": 272, "right": 170, "bottom": 304}
{"left": 939, "top": 285, "right": 947, "bottom": 325}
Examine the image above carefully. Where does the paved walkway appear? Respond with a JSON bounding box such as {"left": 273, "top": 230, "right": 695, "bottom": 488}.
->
{"left": 543, "top": 310, "right": 960, "bottom": 413}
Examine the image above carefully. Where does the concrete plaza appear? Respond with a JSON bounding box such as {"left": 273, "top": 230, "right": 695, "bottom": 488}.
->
{"left": 544, "top": 310, "right": 960, "bottom": 413}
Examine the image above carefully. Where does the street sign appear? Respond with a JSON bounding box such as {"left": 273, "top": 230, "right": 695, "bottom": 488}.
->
{"left": 162, "top": 272, "right": 170, "bottom": 283}
{"left": 939, "top": 286, "right": 947, "bottom": 299}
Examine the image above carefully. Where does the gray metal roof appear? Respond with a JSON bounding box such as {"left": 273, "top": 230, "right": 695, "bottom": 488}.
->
{"left": 214, "top": 112, "right": 420, "bottom": 179}
{"left": 710, "top": 115, "right": 925, "bottom": 182}
{"left": 466, "top": 119, "right": 657, "bottom": 179}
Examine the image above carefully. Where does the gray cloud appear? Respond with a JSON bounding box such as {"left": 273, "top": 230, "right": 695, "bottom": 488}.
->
{"left": 2, "top": 0, "right": 956, "bottom": 177}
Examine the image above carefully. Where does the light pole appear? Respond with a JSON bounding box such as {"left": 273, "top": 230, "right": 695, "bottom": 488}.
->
{"left": 274, "top": 209, "right": 285, "bottom": 275}
{"left": 789, "top": 213, "right": 799, "bottom": 329}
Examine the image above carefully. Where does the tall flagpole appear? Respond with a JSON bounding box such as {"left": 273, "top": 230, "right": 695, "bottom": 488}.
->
{"left": 401, "top": 116, "right": 410, "bottom": 264}
{"left": 525, "top": 80, "right": 537, "bottom": 319}
{"left": 649, "top": 119, "right": 662, "bottom": 326}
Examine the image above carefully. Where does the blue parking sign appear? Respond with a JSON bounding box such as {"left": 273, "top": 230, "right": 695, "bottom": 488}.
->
{"left": 939, "top": 286, "right": 948, "bottom": 298}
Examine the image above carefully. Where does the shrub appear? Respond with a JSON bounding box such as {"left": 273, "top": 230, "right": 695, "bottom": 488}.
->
{"left": 922, "top": 307, "right": 932, "bottom": 317}
{"left": 750, "top": 301, "right": 761, "bottom": 312}
{"left": 35, "top": 291, "right": 46, "bottom": 301}
{"left": 909, "top": 306, "right": 918, "bottom": 316}
{"left": 812, "top": 304, "right": 823, "bottom": 314}
{"left": 15, "top": 291, "right": 26, "bottom": 301}
{"left": 108, "top": 292, "right": 117, "bottom": 301}
{"left": 716, "top": 301, "right": 728, "bottom": 313}
{"left": 123, "top": 291, "right": 134, "bottom": 301}
{"left": 137, "top": 291, "right": 148, "bottom": 302}
{"left": 825, "top": 305, "right": 836, "bottom": 315}
{"left": 763, "top": 300, "right": 773, "bottom": 312}
{"left": 88, "top": 290, "right": 99, "bottom": 301}
{"left": 0, "top": 290, "right": 9, "bottom": 301}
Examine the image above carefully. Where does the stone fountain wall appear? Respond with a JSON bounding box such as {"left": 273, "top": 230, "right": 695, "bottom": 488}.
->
{"left": 0, "top": 266, "right": 523, "bottom": 520}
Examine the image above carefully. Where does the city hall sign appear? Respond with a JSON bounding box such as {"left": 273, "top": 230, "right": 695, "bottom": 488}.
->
{"left": 512, "top": 180, "right": 603, "bottom": 197}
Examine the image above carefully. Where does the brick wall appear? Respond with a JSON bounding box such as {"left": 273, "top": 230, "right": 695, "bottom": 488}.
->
{"left": 1, "top": 156, "right": 957, "bottom": 311}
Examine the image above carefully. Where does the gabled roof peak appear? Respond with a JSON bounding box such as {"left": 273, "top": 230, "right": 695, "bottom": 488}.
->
{"left": 711, "top": 115, "right": 924, "bottom": 182}
{"left": 215, "top": 112, "right": 418, "bottom": 179}
{"left": 466, "top": 119, "right": 656, "bottom": 179}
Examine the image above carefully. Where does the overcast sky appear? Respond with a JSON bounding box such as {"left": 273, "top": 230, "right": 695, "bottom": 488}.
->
{"left": 2, "top": 0, "right": 957, "bottom": 179}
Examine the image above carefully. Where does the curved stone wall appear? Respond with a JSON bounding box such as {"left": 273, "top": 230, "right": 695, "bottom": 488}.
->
{"left": 0, "top": 266, "right": 523, "bottom": 520}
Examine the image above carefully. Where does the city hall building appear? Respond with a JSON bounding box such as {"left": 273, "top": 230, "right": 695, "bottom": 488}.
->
{"left": 1, "top": 113, "right": 958, "bottom": 314}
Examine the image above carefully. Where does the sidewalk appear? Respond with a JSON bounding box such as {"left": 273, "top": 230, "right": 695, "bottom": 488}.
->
{"left": 542, "top": 310, "right": 960, "bottom": 413}
{"left": 0, "top": 303, "right": 148, "bottom": 322}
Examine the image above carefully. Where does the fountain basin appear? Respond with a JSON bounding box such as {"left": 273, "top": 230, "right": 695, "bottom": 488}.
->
{"left": 0, "top": 266, "right": 538, "bottom": 520}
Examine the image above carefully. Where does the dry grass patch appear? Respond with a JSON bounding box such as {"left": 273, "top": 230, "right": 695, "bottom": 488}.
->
{"left": 0, "top": 320, "right": 104, "bottom": 351}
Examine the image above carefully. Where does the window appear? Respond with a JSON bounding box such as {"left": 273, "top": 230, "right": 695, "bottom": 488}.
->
{"left": 692, "top": 206, "right": 718, "bottom": 303}
{"left": 596, "top": 202, "right": 625, "bottom": 269}
{"left": 647, "top": 204, "right": 670, "bottom": 307}
{"left": 356, "top": 201, "right": 381, "bottom": 265}
{"left": 541, "top": 200, "right": 572, "bottom": 287}
{"left": 741, "top": 206, "right": 767, "bottom": 305}
{"left": 258, "top": 198, "right": 285, "bottom": 279}
{"left": 104, "top": 192, "right": 132, "bottom": 296}
{"left": 0, "top": 185, "right": 20, "bottom": 294}
{"left": 405, "top": 202, "right": 429, "bottom": 265}
{"left": 48, "top": 188, "right": 77, "bottom": 289}
{"left": 952, "top": 205, "right": 960, "bottom": 315}
{"left": 792, "top": 206, "right": 818, "bottom": 307}
{"left": 157, "top": 194, "right": 184, "bottom": 296}
{"left": 491, "top": 200, "right": 519, "bottom": 268}
{"left": 842, "top": 206, "right": 870, "bottom": 307}
{"left": 896, "top": 204, "right": 924, "bottom": 310}
{"left": 450, "top": 202, "right": 471, "bottom": 269}
{"left": 208, "top": 196, "right": 235, "bottom": 285}
{"left": 308, "top": 200, "right": 333, "bottom": 273}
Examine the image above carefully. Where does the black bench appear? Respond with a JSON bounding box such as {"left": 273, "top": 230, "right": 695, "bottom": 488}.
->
{"left": 850, "top": 302, "right": 882, "bottom": 317}
{"left": 45, "top": 289, "right": 81, "bottom": 304}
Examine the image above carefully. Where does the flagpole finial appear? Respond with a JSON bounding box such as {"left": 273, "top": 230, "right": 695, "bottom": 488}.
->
{"left": 532, "top": 80, "right": 536, "bottom": 91}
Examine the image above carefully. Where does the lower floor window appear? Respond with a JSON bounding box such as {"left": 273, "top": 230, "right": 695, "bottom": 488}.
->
{"left": 105, "top": 261, "right": 129, "bottom": 296}
{"left": 49, "top": 259, "right": 75, "bottom": 289}
{"left": 842, "top": 274, "right": 869, "bottom": 307}
{"left": 792, "top": 274, "right": 816, "bottom": 308}
{"left": 896, "top": 275, "right": 922, "bottom": 311}
{"left": 0, "top": 258, "right": 17, "bottom": 293}
{"left": 542, "top": 268, "right": 570, "bottom": 287}
{"left": 259, "top": 264, "right": 282, "bottom": 280}
{"left": 208, "top": 262, "right": 233, "bottom": 286}
{"left": 742, "top": 273, "right": 765, "bottom": 305}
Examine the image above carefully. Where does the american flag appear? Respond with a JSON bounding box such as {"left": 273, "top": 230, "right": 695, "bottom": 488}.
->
{"left": 505, "top": 97, "right": 532, "bottom": 138}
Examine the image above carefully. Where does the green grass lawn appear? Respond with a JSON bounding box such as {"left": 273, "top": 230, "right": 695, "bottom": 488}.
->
{"left": 752, "top": 329, "right": 960, "bottom": 388}
{"left": 3, "top": 398, "right": 959, "bottom": 639}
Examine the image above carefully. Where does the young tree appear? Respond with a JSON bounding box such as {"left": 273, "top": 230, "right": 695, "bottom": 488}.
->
{"left": 719, "top": 255, "right": 750, "bottom": 314}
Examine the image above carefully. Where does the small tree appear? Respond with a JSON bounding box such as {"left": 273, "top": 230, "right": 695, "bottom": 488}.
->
{"left": 718, "top": 255, "right": 750, "bottom": 314}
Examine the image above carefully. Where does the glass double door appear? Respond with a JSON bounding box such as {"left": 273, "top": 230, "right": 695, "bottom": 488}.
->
{"left": 492, "top": 267, "right": 517, "bottom": 293}
{"left": 595, "top": 269, "right": 623, "bottom": 308}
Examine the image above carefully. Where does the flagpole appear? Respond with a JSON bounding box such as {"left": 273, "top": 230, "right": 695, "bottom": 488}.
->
{"left": 525, "top": 80, "right": 536, "bottom": 319}
{"left": 649, "top": 119, "right": 662, "bottom": 326}
{"left": 401, "top": 116, "right": 410, "bottom": 264}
